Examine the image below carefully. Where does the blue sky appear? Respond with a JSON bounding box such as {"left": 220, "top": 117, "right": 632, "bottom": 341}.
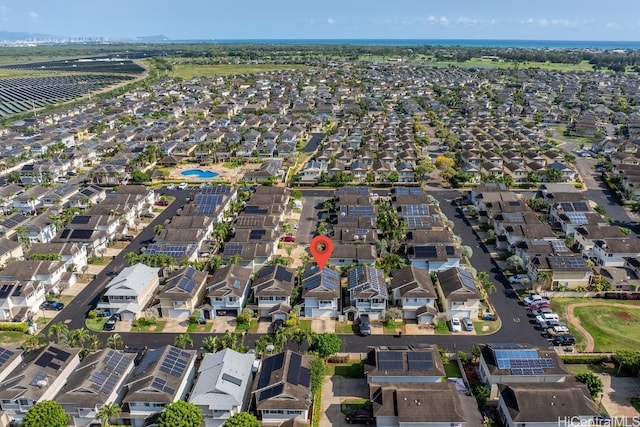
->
{"left": 2, "top": 0, "right": 640, "bottom": 41}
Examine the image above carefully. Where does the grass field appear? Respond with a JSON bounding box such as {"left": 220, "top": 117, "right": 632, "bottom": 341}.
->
{"left": 0, "top": 331, "right": 26, "bottom": 345}
{"left": 551, "top": 298, "right": 640, "bottom": 352}
{"left": 429, "top": 58, "right": 597, "bottom": 72}
{"left": 326, "top": 361, "right": 365, "bottom": 378}
{"left": 444, "top": 361, "right": 463, "bottom": 378}
{"left": 131, "top": 320, "right": 167, "bottom": 333}
{"left": 335, "top": 322, "right": 356, "bottom": 334}
{"left": 573, "top": 305, "right": 640, "bottom": 353}
{"left": 160, "top": 63, "right": 310, "bottom": 80}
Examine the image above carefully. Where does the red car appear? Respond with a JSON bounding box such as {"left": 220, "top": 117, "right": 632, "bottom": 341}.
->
{"left": 280, "top": 236, "right": 296, "bottom": 243}
{"left": 155, "top": 200, "right": 169, "bottom": 206}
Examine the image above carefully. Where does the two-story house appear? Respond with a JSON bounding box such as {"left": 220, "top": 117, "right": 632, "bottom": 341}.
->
{"left": 97, "top": 263, "right": 160, "bottom": 321}
{"left": 302, "top": 267, "right": 341, "bottom": 319}
{"left": 435, "top": 267, "right": 482, "bottom": 320}
{"left": 206, "top": 264, "right": 252, "bottom": 318}
{"left": 389, "top": 265, "right": 438, "bottom": 324}
{"left": 189, "top": 349, "right": 255, "bottom": 427}
{"left": 251, "top": 265, "right": 296, "bottom": 320}
{"left": 158, "top": 266, "right": 208, "bottom": 319}
{"left": 345, "top": 265, "right": 388, "bottom": 320}
{"left": 0, "top": 280, "right": 46, "bottom": 322}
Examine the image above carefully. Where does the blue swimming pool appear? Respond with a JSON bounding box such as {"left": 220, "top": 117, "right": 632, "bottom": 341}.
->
{"left": 181, "top": 169, "right": 220, "bottom": 179}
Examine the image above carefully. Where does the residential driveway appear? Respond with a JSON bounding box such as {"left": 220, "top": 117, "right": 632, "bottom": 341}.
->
{"left": 598, "top": 374, "right": 640, "bottom": 418}
{"left": 404, "top": 323, "right": 435, "bottom": 335}
{"left": 311, "top": 319, "right": 336, "bottom": 334}
{"left": 321, "top": 376, "right": 369, "bottom": 427}
{"left": 256, "top": 320, "right": 271, "bottom": 334}
{"left": 211, "top": 316, "right": 237, "bottom": 333}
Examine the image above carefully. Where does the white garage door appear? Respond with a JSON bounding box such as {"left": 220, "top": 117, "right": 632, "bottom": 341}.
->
{"left": 168, "top": 309, "right": 190, "bottom": 319}
{"left": 312, "top": 309, "right": 336, "bottom": 318}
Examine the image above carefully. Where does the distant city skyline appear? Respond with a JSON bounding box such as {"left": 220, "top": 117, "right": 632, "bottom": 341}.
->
{"left": 1, "top": 0, "right": 639, "bottom": 42}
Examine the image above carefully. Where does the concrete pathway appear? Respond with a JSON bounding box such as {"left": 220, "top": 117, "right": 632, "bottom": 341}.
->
{"left": 598, "top": 374, "right": 640, "bottom": 418}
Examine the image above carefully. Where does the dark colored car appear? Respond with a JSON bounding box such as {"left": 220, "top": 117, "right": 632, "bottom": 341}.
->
{"left": 552, "top": 334, "right": 575, "bottom": 346}
{"left": 358, "top": 314, "right": 371, "bottom": 336}
{"left": 280, "top": 235, "right": 296, "bottom": 243}
{"left": 345, "top": 409, "right": 374, "bottom": 424}
{"left": 103, "top": 315, "right": 118, "bottom": 331}
{"left": 41, "top": 301, "right": 64, "bottom": 311}
{"left": 155, "top": 200, "right": 169, "bottom": 206}
{"left": 271, "top": 319, "right": 284, "bottom": 334}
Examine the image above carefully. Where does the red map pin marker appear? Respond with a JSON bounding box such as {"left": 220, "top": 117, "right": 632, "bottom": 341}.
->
{"left": 310, "top": 235, "right": 333, "bottom": 270}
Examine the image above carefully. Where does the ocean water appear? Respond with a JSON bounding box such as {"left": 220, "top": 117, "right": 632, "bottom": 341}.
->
{"left": 178, "top": 39, "right": 640, "bottom": 50}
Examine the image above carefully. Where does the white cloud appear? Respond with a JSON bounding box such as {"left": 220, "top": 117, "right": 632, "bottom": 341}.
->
{"left": 27, "top": 10, "right": 39, "bottom": 20}
{"left": 457, "top": 16, "right": 478, "bottom": 25}
{"left": 439, "top": 16, "right": 449, "bottom": 25}
{"left": 426, "top": 15, "right": 448, "bottom": 25}
{"left": 0, "top": 6, "right": 8, "bottom": 22}
{"left": 327, "top": 18, "right": 335, "bottom": 25}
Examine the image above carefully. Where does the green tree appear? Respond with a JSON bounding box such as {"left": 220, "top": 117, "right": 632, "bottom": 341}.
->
{"left": 202, "top": 336, "right": 219, "bottom": 353}
{"left": 507, "top": 255, "right": 524, "bottom": 270}
{"left": 48, "top": 323, "right": 69, "bottom": 344}
{"left": 576, "top": 372, "right": 604, "bottom": 399}
{"left": 22, "top": 400, "right": 70, "bottom": 427}
{"left": 376, "top": 202, "right": 408, "bottom": 253}
{"left": 376, "top": 253, "right": 407, "bottom": 275}
{"left": 157, "top": 401, "right": 204, "bottom": 427}
{"left": 311, "top": 332, "right": 342, "bottom": 358}
{"left": 174, "top": 333, "right": 194, "bottom": 349}
{"left": 106, "top": 333, "right": 123, "bottom": 350}
{"left": 97, "top": 402, "right": 121, "bottom": 426}
{"left": 290, "top": 328, "right": 315, "bottom": 352}
{"left": 130, "top": 170, "right": 150, "bottom": 183}
{"left": 223, "top": 412, "right": 260, "bottom": 427}
{"left": 615, "top": 351, "right": 640, "bottom": 375}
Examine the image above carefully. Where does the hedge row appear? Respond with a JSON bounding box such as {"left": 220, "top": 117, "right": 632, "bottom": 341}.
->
{"left": 0, "top": 322, "right": 28, "bottom": 332}
{"left": 560, "top": 354, "right": 612, "bottom": 364}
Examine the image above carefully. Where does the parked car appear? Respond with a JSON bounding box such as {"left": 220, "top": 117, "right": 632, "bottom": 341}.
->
{"left": 535, "top": 313, "right": 559, "bottom": 324}
{"left": 539, "top": 320, "right": 565, "bottom": 329}
{"left": 41, "top": 301, "right": 64, "bottom": 311}
{"left": 280, "top": 235, "right": 296, "bottom": 243}
{"left": 528, "top": 301, "right": 551, "bottom": 311}
{"left": 103, "top": 316, "right": 118, "bottom": 331}
{"left": 358, "top": 314, "right": 371, "bottom": 336}
{"left": 345, "top": 409, "right": 374, "bottom": 425}
{"left": 462, "top": 317, "right": 474, "bottom": 331}
{"left": 143, "top": 213, "right": 155, "bottom": 218}
{"left": 523, "top": 294, "right": 549, "bottom": 306}
{"left": 155, "top": 200, "right": 169, "bottom": 206}
{"left": 178, "top": 182, "right": 188, "bottom": 190}
{"left": 271, "top": 319, "right": 284, "bottom": 334}
{"left": 509, "top": 274, "right": 527, "bottom": 284}
{"left": 547, "top": 325, "right": 570, "bottom": 336}
{"left": 531, "top": 307, "right": 554, "bottom": 317}
{"left": 552, "top": 334, "right": 575, "bottom": 346}
{"left": 450, "top": 317, "right": 462, "bottom": 333}
{"left": 166, "top": 184, "right": 175, "bottom": 190}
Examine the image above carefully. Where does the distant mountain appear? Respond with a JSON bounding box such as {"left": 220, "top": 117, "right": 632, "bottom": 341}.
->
{"left": 136, "top": 35, "right": 171, "bottom": 42}
{"left": 0, "top": 31, "right": 53, "bottom": 41}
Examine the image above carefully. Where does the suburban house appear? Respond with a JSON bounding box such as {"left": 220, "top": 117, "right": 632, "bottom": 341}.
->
{"left": 344, "top": 265, "right": 388, "bottom": 320}
{"left": 574, "top": 225, "right": 627, "bottom": 259}
{"left": 206, "top": 264, "right": 252, "bottom": 318}
{"left": 478, "top": 344, "right": 572, "bottom": 399}
{"left": 252, "top": 351, "right": 312, "bottom": 425}
{"left": 435, "top": 267, "right": 482, "bottom": 320}
{"left": 591, "top": 238, "right": 640, "bottom": 267}
{"left": 364, "top": 345, "right": 446, "bottom": 384}
{"left": 302, "top": 267, "right": 341, "bottom": 319}
{"left": 97, "top": 263, "right": 160, "bottom": 321}
{"left": 56, "top": 349, "right": 137, "bottom": 427}
{"left": 497, "top": 383, "right": 599, "bottom": 427}
{"left": 189, "top": 349, "right": 256, "bottom": 427}
{"left": 0, "top": 239, "right": 23, "bottom": 268}
{"left": 0, "top": 260, "right": 67, "bottom": 293}
{"left": 389, "top": 265, "right": 438, "bottom": 324}
{"left": 0, "top": 344, "right": 81, "bottom": 425}
{"left": 0, "top": 346, "right": 22, "bottom": 383}
{"left": 251, "top": 265, "right": 296, "bottom": 320}
{"left": 25, "top": 242, "right": 88, "bottom": 275}
{"left": 121, "top": 345, "right": 197, "bottom": 427}
{"left": 0, "top": 280, "right": 46, "bottom": 322}
{"left": 157, "top": 266, "right": 208, "bottom": 319}
{"left": 529, "top": 255, "right": 592, "bottom": 290}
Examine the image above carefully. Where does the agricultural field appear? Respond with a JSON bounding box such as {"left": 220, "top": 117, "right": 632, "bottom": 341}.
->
{"left": 426, "top": 58, "right": 597, "bottom": 72}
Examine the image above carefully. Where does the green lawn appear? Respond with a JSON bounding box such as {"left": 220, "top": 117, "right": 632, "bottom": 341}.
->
{"left": 167, "top": 63, "right": 310, "bottom": 80}
{"left": 444, "top": 362, "right": 463, "bottom": 378}
{"left": 0, "top": 331, "right": 26, "bottom": 345}
{"left": 340, "top": 399, "right": 371, "bottom": 415}
{"left": 474, "top": 319, "right": 502, "bottom": 335}
{"left": 335, "top": 322, "right": 356, "bottom": 335}
{"left": 235, "top": 319, "right": 257, "bottom": 333}
{"left": 187, "top": 322, "right": 214, "bottom": 333}
{"left": 326, "top": 361, "right": 365, "bottom": 378}
{"left": 431, "top": 58, "right": 597, "bottom": 72}
{"left": 298, "top": 319, "right": 313, "bottom": 332}
{"left": 435, "top": 321, "right": 452, "bottom": 335}
{"left": 573, "top": 305, "right": 640, "bottom": 352}
{"left": 86, "top": 317, "right": 108, "bottom": 332}
{"left": 131, "top": 321, "right": 167, "bottom": 332}
{"left": 383, "top": 321, "right": 403, "bottom": 335}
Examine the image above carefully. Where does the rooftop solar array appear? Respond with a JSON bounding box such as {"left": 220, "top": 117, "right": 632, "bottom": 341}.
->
{"left": 52, "top": 183, "right": 76, "bottom": 197}
{"left": 414, "top": 246, "right": 438, "bottom": 258}
{"left": 405, "top": 217, "right": 433, "bottom": 229}
{"left": 378, "top": 351, "right": 404, "bottom": 371}
{"left": 71, "top": 215, "right": 92, "bottom": 225}
{"left": 200, "top": 186, "right": 233, "bottom": 195}
{"left": 407, "top": 351, "right": 434, "bottom": 371}
{"left": 566, "top": 212, "right": 588, "bottom": 224}
{"left": 0, "top": 214, "right": 30, "bottom": 229}
{"left": 550, "top": 240, "right": 569, "bottom": 253}
{"left": 146, "top": 244, "right": 196, "bottom": 259}
{"left": 548, "top": 256, "right": 586, "bottom": 270}
{"left": 257, "top": 352, "right": 285, "bottom": 389}
{"left": 495, "top": 348, "right": 539, "bottom": 368}
{"left": 337, "top": 186, "right": 370, "bottom": 196}
{"left": 458, "top": 268, "right": 477, "bottom": 291}
{"left": 159, "top": 347, "right": 191, "bottom": 378}
{"left": 258, "top": 265, "right": 293, "bottom": 282}
{"left": 502, "top": 213, "right": 525, "bottom": 222}
{"left": 340, "top": 205, "right": 375, "bottom": 216}
{"left": 0, "top": 347, "right": 14, "bottom": 368}
{"left": 176, "top": 267, "right": 199, "bottom": 293}
{"left": 259, "top": 383, "right": 284, "bottom": 401}
{"left": 151, "top": 377, "right": 176, "bottom": 395}
{"left": 250, "top": 229, "right": 266, "bottom": 240}
{"left": 287, "top": 353, "right": 311, "bottom": 387}
{"left": 35, "top": 346, "right": 71, "bottom": 371}
{"left": 304, "top": 268, "right": 340, "bottom": 291}
{"left": 395, "top": 187, "right": 424, "bottom": 196}
{"left": 223, "top": 243, "right": 243, "bottom": 256}
{"left": 348, "top": 266, "right": 387, "bottom": 298}
{"left": 403, "top": 204, "right": 430, "bottom": 216}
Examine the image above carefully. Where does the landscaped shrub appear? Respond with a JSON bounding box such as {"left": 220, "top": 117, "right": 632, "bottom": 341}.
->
{"left": 87, "top": 310, "right": 98, "bottom": 319}
{"left": 560, "top": 354, "right": 612, "bottom": 364}
{"left": 0, "top": 322, "right": 29, "bottom": 332}
{"left": 326, "top": 355, "right": 350, "bottom": 364}
{"left": 132, "top": 317, "right": 157, "bottom": 327}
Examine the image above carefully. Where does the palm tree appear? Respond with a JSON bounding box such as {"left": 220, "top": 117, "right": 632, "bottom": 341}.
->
{"left": 174, "top": 333, "right": 193, "bottom": 349}
{"left": 290, "top": 328, "right": 315, "bottom": 352}
{"left": 70, "top": 328, "right": 90, "bottom": 348}
{"left": 87, "top": 334, "right": 102, "bottom": 352}
{"left": 537, "top": 271, "right": 553, "bottom": 290}
{"left": 202, "top": 336, "right": 219, "bottom": 353}
{"left": 97, "top": 402, "right": 121, "bottom": 427}
{"left": 22, "top": 333, "right": 44, "bottom": 352}
{"left": 106, "top": 333, "right": 124, "bottom": 350}
{"left": 48, "top": 323, "right": 69, "bottom": 344}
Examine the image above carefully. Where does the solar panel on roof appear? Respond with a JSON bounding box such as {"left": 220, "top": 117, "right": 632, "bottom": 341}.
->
{"left": 222, "top": 373, "right": 243, "bottom": 386}
{"left": 35, "top": 352, "right": 54, "bottom": 368}
{"left": 414, "top": 246, "right": 438, "bottom": 258}
{"left": 177, "top": 275, "right": 197, "bottom": 293}
{"left": 0, "top": 348, "right": 14, "bottom": 366}
{"left": 70, "top": 229, "right": 94, "bottom": 239}
{"left": 259, "top": 383, "right": 284, "bottom": 401}
{"left": 407, "top": 352, "right": 433, "bottom": 371}
{"left": 224, "top": 243, "right": 243, "bottom": 255}
{"left": 274, "top": 267, "right": 293, "bottom": 282}
{"left": 378, "top": 351, "right": 404, "bottom": 371}
{"left": 287, "top": 353, "right": 302, "bottom": 385}
{"left": 71, "top": 215, "right": 92, "bottom": 224}
{"left": 404, "top": 204, "right": 430, "bottom": 216}
{"left": 560, "top": 202, "right": 575, "bottom": 212}
{"left": 445, "top": 246, "right": 455, "bottom": 256}
{"left": 573, "top": 202, "right": 589, "bottom": 211}
{"left": 250, "top": 230, "right": 266, "bottom": 240}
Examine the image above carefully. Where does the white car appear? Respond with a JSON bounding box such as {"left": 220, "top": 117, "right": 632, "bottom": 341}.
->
{"left": 509, "top": 274, "right": 527, "bottom": 284}
{"left": 450, "top": 317, "right": 462, "bottom": 333}
{"left": 166, "top": 184, "right": 175, "bottom": 190}
{"left": 523, "top": 294, "right": 548, "bottom": 306}
{"left": 178, "top": 182, "right": 188, "bottom": 190}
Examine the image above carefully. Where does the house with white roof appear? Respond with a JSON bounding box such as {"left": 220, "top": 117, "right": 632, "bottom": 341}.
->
{"left": 189, "top": 349, "right": 256, "bottom": 427}
{"left": 97, "top": 263, "right": 160, "bottom": 321}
